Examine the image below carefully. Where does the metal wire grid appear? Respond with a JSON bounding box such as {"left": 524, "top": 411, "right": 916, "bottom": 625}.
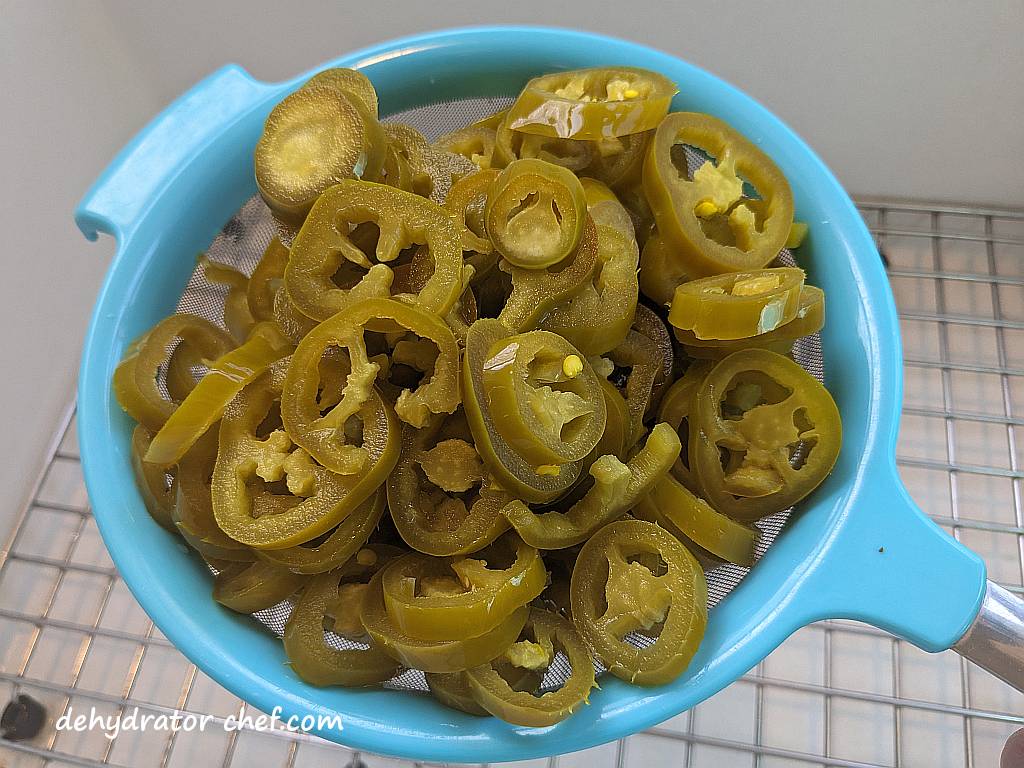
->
{"left": 1, "top": 200, "right": 1023, "bottom": 768}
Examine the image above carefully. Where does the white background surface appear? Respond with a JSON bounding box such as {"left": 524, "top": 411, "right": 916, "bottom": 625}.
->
{"left": 1, "top": 1, "right": 1022, "bottom": 538}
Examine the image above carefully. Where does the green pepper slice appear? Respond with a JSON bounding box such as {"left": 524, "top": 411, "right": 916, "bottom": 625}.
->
{"left": 283, "top": 571, "right": 400, "bottom": 687}
{"left": 668, "top": 267, "right": 805, "bottom": 341}
{"left": 201, "top": 257, "right": 255, "bottom": 343}
{"left": 173, "top": 427, "right": 252, "bottom": 562}
{"left": 247, "top": 237, "right": 289, "bottom": 323}
{"left": 638, "top": 474, "right": 758, "bottom": 566}
{"left": 691, "top": 349, "right": 842, "bottom": 520}
{"left": 579, "top": 178, "right": 635, "bottom": 238}
{"left": 435, "top": 125, "right": 498, "bottom": 171}
{"left": 539, "top": 223, "right": 639, "bottom": 356}
{"left": 387, "top": 411, "right": 513, "bottom": 557}
{"left": 494, "top": 115, "right": 594, "bottom": 172}
{"left": 571, "top": 519, "right": 707, "bottom": 685}
{"left": 284, "top": 180, "right": 464, "bottom": 322}
{"left": 213, "top": 559, "right": 308, "bottom": 614}
{"left": 465, "top": 607, "right": 596, "bottom": 726}
{"left": 425, "top": 672, "right": 489, "bottom": 716}
{"left": 130, "top": 426, "right": 176, "bottom": 532}
{"left": 582, "top": 131, "right": 652, "bottom": 191}
{"left": 272, "top": 285, "right": 319, "bottom": 344}
{"left": 497, "top": 215, "right": 599, "bottom": 332}
{"left": 384, "top": 123, "right": 476, "bottom": 204}
{"left": 482, "top": 330, "right": 607, "bottom": 466}
{"left": 362, "top": 570, "right": 528, "bottom": 672}
{"left": 463, "top": 319, "right": 583, "bottom": 503}
{"left": 380, "top": 537, "right": 547, "bottom": 642}
{"left": 503, "top": 422, "right": 680, "bottom": 549}
{"left": 255, "top": 86, "right": 386, "bottom": 222}
{"left": 606, "top": 328, "right": 664, "bottom": 447}
{"left": 303, "top": 67, "right": 379, "bottom": 118}
{"left": 508, "top": 67, "right": 677, "bottom": 140}
{"left": 617, "top": 180, "right": 656, "bottom": 248}
{"left": 445, "top": 169, "right": 497, "bottom": 257}
{"left": 145, "top": 322, "right": 293, "bottom": 466}
{"left": 485, "top": 159, "right": 587, "bottom": 270}
{"left": 657, "top": 360, "right": 713, "bottom": 493}
{"left": 212, "top": 367, "right": 397, "bottom": 548}
{"left": 676, "top": 285, "right": 825, "bottom": 359}
{"left": 255, "top": 489, "right": 386, "bottom": 574}
{"left": 113, "top": 314, "right": 235, "bottom": 432}
{"left": 639, "top": 230, "right": 692, "bottom": 307}
{"left": 643, "top": 112, "right": 794, "bottom": 276}
{"left": 282, "top": 297, "right": 459, "bottom": 475}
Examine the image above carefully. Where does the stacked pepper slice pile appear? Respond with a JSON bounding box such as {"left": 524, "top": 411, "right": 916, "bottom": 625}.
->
{"left": 113, "top": 64, "right": 842, "bottom": 726}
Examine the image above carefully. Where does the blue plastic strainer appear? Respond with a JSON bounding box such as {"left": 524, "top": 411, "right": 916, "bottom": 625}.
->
{"left": 74, "top": 26, "right": 1024, "bottom": 764}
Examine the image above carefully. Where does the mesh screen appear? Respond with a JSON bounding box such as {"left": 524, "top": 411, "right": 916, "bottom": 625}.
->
{"left": 174, "top": 97, "right": 824, "bottom": 693}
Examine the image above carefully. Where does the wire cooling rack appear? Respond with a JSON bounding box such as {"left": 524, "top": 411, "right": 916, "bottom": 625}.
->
{"left": 1, "top": 200, "right": 1022, "bottom": 768}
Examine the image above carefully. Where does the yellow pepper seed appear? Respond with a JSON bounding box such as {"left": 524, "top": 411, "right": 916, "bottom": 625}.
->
{"left": 536, "top": 464, "right": 561, "bottom": 476}
{"left": 562, "top": 354, "right": 584, "bottom": 378}
{"left": 694, "top": 200, "right": 719, "bottom": 218}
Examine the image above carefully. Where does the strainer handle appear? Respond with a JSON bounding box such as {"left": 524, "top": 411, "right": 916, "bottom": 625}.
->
{"left": 953, "top": 581, "right": 1024, "bottom": 691}
{"left": 75, "top": 64, "right": 280, "bottom": 244}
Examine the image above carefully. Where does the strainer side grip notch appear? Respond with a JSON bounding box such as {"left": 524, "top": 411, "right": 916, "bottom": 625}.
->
{"left": 75, "top": 65, "right": 290, "bottom": 245}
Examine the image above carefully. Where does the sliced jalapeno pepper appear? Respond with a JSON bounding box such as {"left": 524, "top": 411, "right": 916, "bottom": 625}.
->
{"left": 380, "top": 537, "right": 546, "bottom": 641}
{"left": 638, "top": 474, "right": 758, "bottom": 566}
{"left": 579, "top": 178, "right": 635, "bottom": 238}
{"left": 362, "top": 569, "right": 528, "bottom": 672}
{"left": 247, "top": 237, "right": 289, "bottom": 323}
{"left": 174, "top": 427, "right": 252, "bottom": 561}
{"left": 503, "top": 422, "right": 680, "bottom": 549}
{"left": 201, "top": 257, "right": 255, "bottom": 343}
{"left": 130, "top": 426, "right": 176, "bottom": 532}
{"left": 482, "top": 330, "right": 606, "bottom": 466}
{"left": 639, "top": 230, "right": 692, "bottom": 307}
{"left": 485, "top": 159, "right": 587, "bottom": 270}
{"left": 606, "top": 328, "right": 664, "bottom": 447}
{"left": 255, "top": 86, "right": 386, "bottom": 221}
{"left": 145, "top": 322, "right": 293, "bottom": 466}
{"left": 540, "top": 223, "right": 639, "bottom": 356}
{"left": 113, "top": 314, "right": 235, "bottom": 432}
{"left": 691, "top": 349, "right": 842, "bottom": 520}
{"left": 285, "top": 180, "right": 465, "bottom": 321}
{"left": 213, "top": 559, "right": 308, "bottom": 614}
{"left": 435, "top": 126, "right": 498, "bottom": 171}
{"left": 212, "top": 367, "right": 398, "bottom": 548}
{"left": 282, "top": 297, "right": 459, "bottom": 475}
{"left": 675, "top": 285, "right": 825, "bottom": 359}
{"left": 272, "top": 285, "right": 319, "bottom": 344}
{"left": 463, "top": 319, "right": 584, "bottom": 503}
{"left": 425, "top": 672, "right": 489, "bottom": 716}
{"left": 497, "top": 215, "right": 599, "bottom": 332}
{"left": 255, "top": 489, "right": 386, "bottom": 574}
{"left": 668, "top": 267, "right": 805, "bottom": 341}
{"left": 284, "top": 570, "right": 400, "bottom": 687}
{"left": 387, "top": 411, "right": 513, "bottom": 557}
{"left": 494, "top": 115, "right": 594, "bottom": 172}
{"left": 465, "top": 607, "right": 595, "bottom": 726}
{"left": 643, "top": 112, "right": 794, "bottom": 275}
{"left": 582, "top": 130, "right": 651, "bottom": 189}
{"left": 571, "top": 519, "right": 707, "bottom": 685}
{"left": 384, "top": 123, "right": 476, "bottom": 204}
{"left": 657, "top": 360, "right": 713, "bottom": 493}
{"left": 445, "top": 168, "right": 497, "bottom": 254}
{"left": 508, "top": 67, "right": 677, "bottom": 140}
{"left": 617, "top": 180, "right": 656, "bottom": 248}
{"left": 303, "top": 67, "right": 379, "bottom": 118}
